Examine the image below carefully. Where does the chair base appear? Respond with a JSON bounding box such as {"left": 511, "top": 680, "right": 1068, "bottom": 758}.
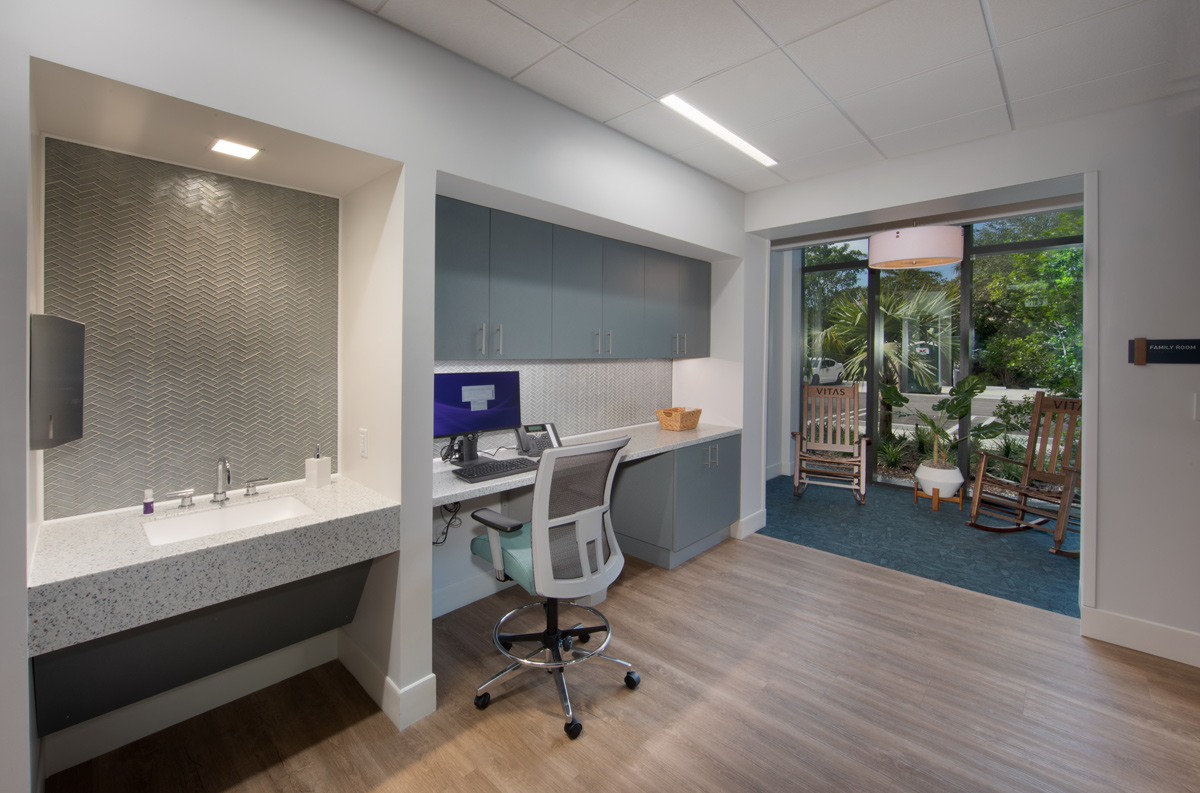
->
{"left": 968, "top": 513, "right": 1080, "bottom": 557}
{"left": 473, "top": 598, "right": 639, "bottom": 739}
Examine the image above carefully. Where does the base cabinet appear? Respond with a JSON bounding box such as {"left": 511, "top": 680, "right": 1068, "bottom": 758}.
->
{"left": 611, "top": 435, "right": 740, "bottom": 568}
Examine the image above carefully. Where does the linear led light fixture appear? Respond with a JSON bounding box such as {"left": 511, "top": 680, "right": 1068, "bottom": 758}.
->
{"left": 211, "top": 139, "right": 259, "bottom": 159}
{"left": 660, "top": 94, "right": 777, "bottom": 167}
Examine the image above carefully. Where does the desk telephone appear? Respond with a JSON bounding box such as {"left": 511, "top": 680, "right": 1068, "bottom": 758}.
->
{"left": 516, "top": 423, "right": 561, "bottom": 457}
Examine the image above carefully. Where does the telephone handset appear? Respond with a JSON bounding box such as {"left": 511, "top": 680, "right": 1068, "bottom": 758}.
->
{"left": 516, "top": 423, "right": 561, "bottom": 457}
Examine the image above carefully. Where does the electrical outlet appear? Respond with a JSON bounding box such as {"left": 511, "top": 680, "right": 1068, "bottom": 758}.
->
{"left": 359, "top": 428, "right": 368, "bottom": 458}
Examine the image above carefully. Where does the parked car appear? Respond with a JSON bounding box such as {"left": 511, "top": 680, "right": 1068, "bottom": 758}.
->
{"left": 809, "top": 357, "right": 845, "bottom": 385}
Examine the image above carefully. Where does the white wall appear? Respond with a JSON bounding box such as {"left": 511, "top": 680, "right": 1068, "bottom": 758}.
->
{"left": 1, "top": 0, "right": 753, "bottom": 785}
{"left": 748, "top": 98, "right": 1200, "bottom": 666}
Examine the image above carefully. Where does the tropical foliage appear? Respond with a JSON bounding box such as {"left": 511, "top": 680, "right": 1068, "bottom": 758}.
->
{"left": 880, "top": 375, "right": 1004, "bottom": 469}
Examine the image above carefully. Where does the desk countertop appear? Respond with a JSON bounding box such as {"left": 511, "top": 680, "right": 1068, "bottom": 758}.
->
{"left": 432, "top": 422, "right": 741, "bottom": 508}
{"left": 28, "top": 476, "right": 399, "bottom": 656}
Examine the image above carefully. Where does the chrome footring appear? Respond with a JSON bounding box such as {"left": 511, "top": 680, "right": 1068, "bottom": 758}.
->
{"left": 476, "top": 646, "right": 545, "bottom": 694}
{"left": 491, "top": 601, "right": 613, "bottom": 669}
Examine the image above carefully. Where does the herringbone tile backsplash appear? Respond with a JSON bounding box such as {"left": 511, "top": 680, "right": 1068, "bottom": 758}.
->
{"left": 42, "top": 139, "right": 339, "bottom": 519}
{"left": 432, "top": 359, "right": 673, "bottom": 457}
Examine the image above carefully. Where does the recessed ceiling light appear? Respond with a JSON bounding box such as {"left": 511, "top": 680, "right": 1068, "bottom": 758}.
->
{"left": 660, "top": 95, "right": 777, "bottom": 168}
{"left": 211, "top": 139, "right": 259, "bottom": 159}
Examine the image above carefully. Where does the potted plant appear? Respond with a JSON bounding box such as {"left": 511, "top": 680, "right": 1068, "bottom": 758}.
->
{"left": 880, "top": 375, "right": 1003, "bottom": 497}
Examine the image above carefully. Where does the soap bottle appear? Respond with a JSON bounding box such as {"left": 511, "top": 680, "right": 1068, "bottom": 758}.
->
{"left": 143, "top": 488, "right": 154, "bottom": 515}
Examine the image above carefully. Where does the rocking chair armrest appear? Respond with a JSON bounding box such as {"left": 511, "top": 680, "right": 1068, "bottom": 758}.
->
{"left": 470, "top": 508, "right": 525, "bottom": 533}
{"left": 977, "top": 452, "right": 1027, "bottom": 469}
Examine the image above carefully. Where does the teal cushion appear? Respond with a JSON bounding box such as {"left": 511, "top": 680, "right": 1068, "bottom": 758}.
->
{"left": 470, "top": 524, "right": 536, "bottom": 595}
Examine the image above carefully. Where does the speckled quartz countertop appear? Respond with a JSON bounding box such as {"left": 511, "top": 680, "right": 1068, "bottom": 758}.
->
{"left": 432, "top": 422, "right": 741, "bottom": 507}
{"left": 28, "top": 475, "right": 399, "bottom": 657}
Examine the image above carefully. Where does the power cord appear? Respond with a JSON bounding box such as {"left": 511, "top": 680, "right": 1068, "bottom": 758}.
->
{"left": 435, "top": 501, "right": 461, "bottom": 545}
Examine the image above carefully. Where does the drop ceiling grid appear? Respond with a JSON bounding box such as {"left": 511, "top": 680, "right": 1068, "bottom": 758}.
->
{"left": 354, "top": 0, "right": 1181, "bottom": 192}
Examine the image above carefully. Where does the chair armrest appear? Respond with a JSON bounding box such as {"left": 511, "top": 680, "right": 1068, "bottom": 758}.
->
{"left": 978, "top": 453, "right": 1027, "bottom": 469}
{"left": 471, "top": 508, "right": 524, "bottom": 532}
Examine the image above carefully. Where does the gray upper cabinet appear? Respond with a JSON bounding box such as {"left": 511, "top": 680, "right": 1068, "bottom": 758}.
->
{"left": 434, "top": 196, "right": 490, "bottom": 360}
{"left": 551, "top": 226, "right": 604, "bottom": 358}
{"left": 677, "top": 256, "right": 711, "bottom": 358}
{"left": 642, "top": 248, "right": 679, "bottom": 358}
{"left": 435, "top": 197, "right": 709, "bottom": 360}
{"left": 489, "top": 210, "right": 552, "bottom": 359}
{"left": 601, "top": 239, "right": 645, "bottom": 358}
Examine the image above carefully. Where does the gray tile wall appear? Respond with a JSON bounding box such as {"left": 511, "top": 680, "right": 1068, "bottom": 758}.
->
{"left": 432, "top": 359, "right": 673, "bottom": 457}
{"left": 42, "top": 139, "right": 339, "bottom": 519}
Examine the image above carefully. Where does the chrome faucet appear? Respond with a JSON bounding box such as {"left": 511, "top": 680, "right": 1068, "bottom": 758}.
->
{"left": 212, "top": 456, "right": 232, "bottom": 503}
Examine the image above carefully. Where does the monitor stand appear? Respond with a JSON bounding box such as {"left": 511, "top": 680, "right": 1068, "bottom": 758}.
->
{"left": 450, "top": 433, "right": 480, "bottom": 467}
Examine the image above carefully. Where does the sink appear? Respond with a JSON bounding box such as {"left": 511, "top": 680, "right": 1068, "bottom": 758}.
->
{"left": 144, "top": 496, "right": 314, "bottom": 546}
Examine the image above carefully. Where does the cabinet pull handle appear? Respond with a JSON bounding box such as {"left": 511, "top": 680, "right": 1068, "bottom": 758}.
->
{"left": 496, "top": 323, "right": 503, "bottom": 356}
{"left": 595, "top": 329, "right": 602, "bottom": 356}
{"left": 682, "top": 333, "right": 687, "bottom": 356}
{"left": 712, "top": 443, "right": 718, "bottom": 466}
{"left": 607, "top": 330, "right": 613, "bottom": 355}
{"left": 705, "top": 445, "right": 712, "bottom": 468}
{"left": 478, "top": 323, "right": 487, "bottom": 356}
{"left": 672, "top": 333, "right": 678, "bottom": 356}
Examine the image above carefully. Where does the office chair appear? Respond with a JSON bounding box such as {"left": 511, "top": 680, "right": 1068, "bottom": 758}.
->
{"left": 469, "top": 436, "right": 639, "bottom": 739}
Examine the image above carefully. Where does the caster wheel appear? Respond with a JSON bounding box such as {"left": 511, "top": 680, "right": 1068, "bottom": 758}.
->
{"left": 473, "top": 692, "right": 490, "bottom": 710}
{"left": 565, "top": 719, "right": 583, "bottom": 740}
{"left": 562, "top": 636, "right": 573, "bottom": 651}
{"left": 624, "top": 671, "right": 640, "bottom": 690}
{"left": 577, "top": 633, "right": 591, "bottom": 644}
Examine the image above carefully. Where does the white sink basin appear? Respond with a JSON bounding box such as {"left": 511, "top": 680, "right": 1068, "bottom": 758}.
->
{"left": 144, "top": 496, "right": 314, "bottom": 546}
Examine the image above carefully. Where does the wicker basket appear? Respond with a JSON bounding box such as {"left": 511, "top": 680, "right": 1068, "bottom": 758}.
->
{"left": 656, "top": 407, "right": 701, "bottom": 432}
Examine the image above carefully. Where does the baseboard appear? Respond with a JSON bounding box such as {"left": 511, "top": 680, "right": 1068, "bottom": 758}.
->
{"left": 337, "top": 630, "right": 437, "bottom": 733}
{"left": 41, "top": 630, "right": 339, "bottom": 776}
{"left": 765, "top": 461, "right": 784, "bottom": 480}
{"left": 732, "top": 508, "right": 766, "bottom": 540}
{"left": 1081, "top": 606, "right": 1200, "bottom": 669}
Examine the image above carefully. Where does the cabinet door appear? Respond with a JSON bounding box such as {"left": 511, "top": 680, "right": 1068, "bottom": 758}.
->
{"left": 601, "top": 239, "right": 645, "bottom": 358}
{"left": 551, "top": 226, "right": 604, "bottom": 358}
{"left": 673, "top": 435, "right": 741, "bottom": 551}
{"left": 643, "top": 248, "right": 680, "bottom": 358}
{"left": 434, "top": 196, "right": 491, "bottom": 360}
{"left": 489, "top": 210, "right": 552, "bottom": 359}
{"left": 677, "top": 256, "right": 710, "bottom": 358}
{"left": 610, "top": 451, "right": 675, "bottom": 549}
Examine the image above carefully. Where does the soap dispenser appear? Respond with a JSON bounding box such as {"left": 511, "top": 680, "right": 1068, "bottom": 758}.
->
{"left": 305, "top": 445, "right": 331, "bottom": 488}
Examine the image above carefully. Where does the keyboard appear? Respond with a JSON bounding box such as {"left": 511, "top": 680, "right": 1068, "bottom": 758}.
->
{"left": 453, "top": 456, "right": 538, "bottom": 483}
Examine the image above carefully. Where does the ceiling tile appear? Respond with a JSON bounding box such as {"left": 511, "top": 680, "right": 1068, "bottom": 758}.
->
{"left": 986, "top": 0, "right": 1136, "bottom": 45}
{"left": 1011, "top": 62, "right": 1168, "bottom": 127}
{"left": 1000, "top": 0, "right": 1172, "bottom": 100}
{"left": 740, "top": 104, "right": 867, "bottom": 163}
{"left": 516, "top": 48, "right": 650, "bottom": 122}
{"left": 840, "top": 53, "right": 1005, "bottom": 138}
{"left": 569, "top": 0, "right": 776, "bottom": 97}
{"left": 719, "top": 167, "right": 790, "bottom": 193}
{"left": 674, "top": 50, "right": 828, "bottom": 131}
{"left": 786, "top": 0, "right": 991, "bottom": 99}
{"left": 496, "top": 0, "right": 636, "bottom": 42}
{"left": 771, "top": 141, "right": 884, "bottom": 183}
{"left": 606, "top": 101, "right": 714, "bottom": 153}
{"left": 376, "top": 0, "right": 558, "bottom": 77}
{"left": 672, "top": 138, "right": 777, "bottom": 180}
{"left": 872, "top": 105, "right": 1011, "bottom": 158}
{"left": 737, "top": 0, "right": 889, "bottom": 44}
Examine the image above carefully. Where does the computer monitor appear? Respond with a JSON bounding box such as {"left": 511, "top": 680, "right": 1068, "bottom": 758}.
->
{"left": 433, "top": 370, "right": 522, "bottom": 464}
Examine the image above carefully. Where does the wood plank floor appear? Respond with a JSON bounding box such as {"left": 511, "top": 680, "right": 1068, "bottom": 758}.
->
{"left": 48, "top": 535, "right": 1200, "bottom": 792}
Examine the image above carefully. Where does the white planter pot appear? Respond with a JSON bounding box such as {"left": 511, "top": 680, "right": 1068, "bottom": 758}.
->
{"left": 914, "top": 462, "right": 964, "bottom": 497}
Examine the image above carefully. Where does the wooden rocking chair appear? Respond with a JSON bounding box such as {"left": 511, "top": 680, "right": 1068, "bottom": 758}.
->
{"left": 793, "top": 383, "right": 868, "bottom": 504}
{"left": 968, "top": 391, "right": 1082, "bottom": 556}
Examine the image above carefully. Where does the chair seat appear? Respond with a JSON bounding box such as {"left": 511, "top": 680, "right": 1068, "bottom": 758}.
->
{"left": 470, "top": 524, "right": 536, "bottom": 594}
{"left": 976, "top": 472, "right": 1069, "bottom": 501}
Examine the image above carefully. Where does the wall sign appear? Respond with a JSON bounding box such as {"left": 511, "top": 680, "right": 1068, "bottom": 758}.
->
{"left": 1128, "top": 338, "right": 1200, "bottom": 365}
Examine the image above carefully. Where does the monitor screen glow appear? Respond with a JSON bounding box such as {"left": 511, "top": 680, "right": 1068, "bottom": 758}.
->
{"left": 433, "top": 371, "right": 522, "bottom": 438}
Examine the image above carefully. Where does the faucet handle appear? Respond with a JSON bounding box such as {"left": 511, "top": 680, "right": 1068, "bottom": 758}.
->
{"left": 243, "top": 477, "right": 268, "bottom": 496}
{"left": 165, "top": 488, "right": 195, "bottom": 508}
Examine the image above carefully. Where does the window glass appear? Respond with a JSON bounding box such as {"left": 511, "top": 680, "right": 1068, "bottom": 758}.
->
{"left": 802, "top": 239, "right": 868, "bottom": 267}
{"left": 972, "top": 208, "right": 1082, "bottom": 247}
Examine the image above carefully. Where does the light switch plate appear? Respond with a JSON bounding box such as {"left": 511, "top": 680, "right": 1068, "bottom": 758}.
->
{"left": 359, "top": 428, "right": 369, "bottom": 457}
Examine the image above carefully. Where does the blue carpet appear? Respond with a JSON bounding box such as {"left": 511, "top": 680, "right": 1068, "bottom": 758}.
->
{"left": 762, "top": 475, "right": 1080, "bottom": 617}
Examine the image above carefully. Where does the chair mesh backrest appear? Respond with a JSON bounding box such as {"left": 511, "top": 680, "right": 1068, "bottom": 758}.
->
{"left": 801, "top": 383, "right": 860, "bottom": 453}
{"left": 529, "top": 438, "right": 628, "bottom": 599}
{"left": 547, "top": 448, "right": 619, "bottom": 519}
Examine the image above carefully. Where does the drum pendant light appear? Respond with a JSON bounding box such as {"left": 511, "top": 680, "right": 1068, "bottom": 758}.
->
{"left": 867, "top": 225, "right": 964, "bottom": 269}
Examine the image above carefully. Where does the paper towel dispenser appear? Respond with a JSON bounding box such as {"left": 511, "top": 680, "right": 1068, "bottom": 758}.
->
{"left": 30, "top": 314, "right": 84, "bottom": 450}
